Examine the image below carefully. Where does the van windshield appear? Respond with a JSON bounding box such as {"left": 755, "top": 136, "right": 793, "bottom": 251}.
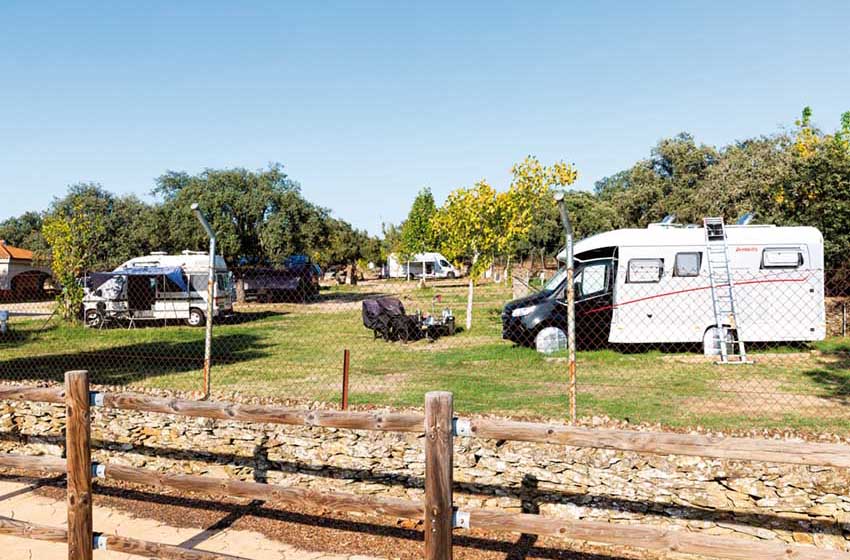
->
{"left": 542, "top": 268, "right": 568, "bottom": 292}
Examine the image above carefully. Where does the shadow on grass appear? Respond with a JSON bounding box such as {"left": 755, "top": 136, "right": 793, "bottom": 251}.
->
{"left": 0, "top": 332, "right": 269, "bottom": 386}
{"left": 803, "top": 341, "right": 850, "bottom": 404}
{"left": 0, "top": 324, "right": 59, "bottom": 345}
{"left": 316, "top": 290, "right": 392, "bottom": 304}
{"left": 223, "top": 310, "right": 289, "bottom": 325}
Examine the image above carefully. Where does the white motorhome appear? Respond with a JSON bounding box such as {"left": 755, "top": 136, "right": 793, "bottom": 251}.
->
{"left": 501, "top": 220, "right": 825, "bottom": 351}
{"left": 387, "top": 252, "right": 460, "bottom": 279}
{"left": 82, "top": 251, "right": 234, "bottom": 327}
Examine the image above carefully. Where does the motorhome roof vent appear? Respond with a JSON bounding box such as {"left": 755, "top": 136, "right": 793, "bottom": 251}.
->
{"left": 150, "top": 251, "right": 168, "bottom": 256}
{"left": 181, "top": 250, "right": 206, "bottom": 256}
{"left": 648, "top": 215, "right": 680, "bottom": 229}
{"left": 737, "top": 212, "right": 755, "bottom": 225}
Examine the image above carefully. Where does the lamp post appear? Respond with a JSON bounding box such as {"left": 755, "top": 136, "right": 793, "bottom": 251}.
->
{"left": 191, "top": 203, "right": 216, "bottom": 399}
{"left": 553, "top": 192, "right": 576, "bottom": 423}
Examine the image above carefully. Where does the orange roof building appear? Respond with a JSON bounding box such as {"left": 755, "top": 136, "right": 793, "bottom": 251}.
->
{"left": 1, "top": 240, "right": 51, "bottom": 295}
{"left": 0, "top": 240, "right": 35, "bottom": 262}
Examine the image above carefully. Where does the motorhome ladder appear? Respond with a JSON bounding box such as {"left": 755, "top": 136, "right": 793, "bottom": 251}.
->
{"left": 703, "top": 217, "right": 750, "bottom": 364}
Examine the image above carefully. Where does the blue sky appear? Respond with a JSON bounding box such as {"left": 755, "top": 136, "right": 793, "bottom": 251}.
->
{"left": 1, "top": 1, "right": 849, "bottom": 234}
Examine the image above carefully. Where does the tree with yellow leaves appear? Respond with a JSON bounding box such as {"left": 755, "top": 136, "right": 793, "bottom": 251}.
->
{"left": 504, "top": 156, "right": 578, "bottom": 269}
{"left": 431, "top": 181, "right": 502, "bottom": 330}
{"left": 431, "top": 157, "right": 578, "bottom": 330}
{"left": 42, "top": 199, "right": 105, "bottom": 321}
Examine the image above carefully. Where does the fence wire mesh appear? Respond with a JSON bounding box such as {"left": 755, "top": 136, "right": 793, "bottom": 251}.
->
{"left": 1, "top": 260, "right": 848, "bottom": 432}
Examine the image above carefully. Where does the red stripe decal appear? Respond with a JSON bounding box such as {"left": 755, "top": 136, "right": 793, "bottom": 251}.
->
{"left": 582, "top": 276, "right": 812, "bottom": 316}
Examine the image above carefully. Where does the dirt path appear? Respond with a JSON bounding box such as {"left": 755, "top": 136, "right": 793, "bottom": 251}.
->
{"left": 0, "top": 479, "right": 381, "bottom": 560}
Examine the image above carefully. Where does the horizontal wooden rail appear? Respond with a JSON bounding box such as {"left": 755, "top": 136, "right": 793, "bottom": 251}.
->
{"left": 4, "top": 383, "right": 850, "bottom": 467}
{"left": 0, "top": 453, "right": 425, "bottom": 521}
{"left": 466, "top": 419, "right": 850, "bottom": 468}
{"left": 0, "top": 514, "right": 246, "bottom": 560}
{"left": 100, "top": 392, "right": 426, "bottom": 432}
{"left": 103, "top": 463, "right": 425, "bottom": 520}
{"left": 0, "top": 454, "right": 65, "bottom": 473}
{"left": 467, "top": 508, "right": 850, "bottom": 560}
{"left": 0, "top": 385, "right": 64, "bottom": 403}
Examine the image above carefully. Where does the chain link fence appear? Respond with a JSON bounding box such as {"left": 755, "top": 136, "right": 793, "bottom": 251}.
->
{"left": 1, "top": 257, "right": 848, "bottom": 431}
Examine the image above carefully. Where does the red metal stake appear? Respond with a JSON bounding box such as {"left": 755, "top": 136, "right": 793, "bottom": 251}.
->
{"left": 341, "top": 349, "right": 350, "bottom": 410}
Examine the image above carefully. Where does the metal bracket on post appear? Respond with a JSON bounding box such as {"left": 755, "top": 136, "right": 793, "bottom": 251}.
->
{"left": 89, "top": 392, "right": 104, "bottom": 407}
{"left": 93, "top": 533, "right": 108, "bottom": 550}
{"left": 452, "top": 509, "right": 470, "bottom": 529}
{"left": 91, "top": 463, "right": 106, "bottom": 479}
{"left": 452, "top": 417, "right": 472, "bottom": 437}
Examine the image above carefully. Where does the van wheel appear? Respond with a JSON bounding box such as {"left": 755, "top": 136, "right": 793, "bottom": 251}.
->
{"left": 85, "top": 310, "right": 102, "bottom": 329}
{"left": 703, "top": 326, "right": 734, "bottom": 356}
{"left": 187, "top": 308, "right": 205, "bottom": 327}
{"left": 446, "top": 271, "right": 455, "bottom": 279}
{"left": 534, "top": 326, "right": 566, "bottom": 352}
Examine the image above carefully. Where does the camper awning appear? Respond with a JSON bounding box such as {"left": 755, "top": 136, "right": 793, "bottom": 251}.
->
{"left": 90, "top": 266, "right": 188, "bottom": 292}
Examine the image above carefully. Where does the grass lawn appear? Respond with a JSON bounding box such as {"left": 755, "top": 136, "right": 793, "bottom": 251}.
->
{"left": 2, "top": 279, "right": 848, "bottom": 432}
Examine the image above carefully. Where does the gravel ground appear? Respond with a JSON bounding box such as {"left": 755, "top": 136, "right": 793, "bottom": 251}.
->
{"left": 4, "top": 472, "right": 646, "bottom": 560}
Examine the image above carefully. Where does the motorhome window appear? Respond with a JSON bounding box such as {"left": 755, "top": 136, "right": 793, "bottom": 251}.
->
{"left": 674, "top": 252, "right": 701, "bottom": 277}
{"left": 627, "top": 259, "right": 663, "bottom": 283}
{"left": 575, "top": 262, "right": 608, "bottom": 298}
{"left": 156, "top": 275, "right": 185, "bottom": 294}
{"left": 190, "top": 275, "right": 209, "bottom": 292}
{"left": 761, "top": 248, "right": 803, "bottom": 269}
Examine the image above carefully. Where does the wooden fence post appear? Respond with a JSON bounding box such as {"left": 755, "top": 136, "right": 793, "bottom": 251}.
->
{"left": 65, "top": 370, "right": 92, "bottom": 560}
{"left": 424, "top": 391, "right": 453, "bottom": 560}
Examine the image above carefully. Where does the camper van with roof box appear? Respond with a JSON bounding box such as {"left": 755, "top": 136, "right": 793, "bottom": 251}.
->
{"left": 82, "top": 251, "right": 234, "bottom": 328}
{"left": 501, "top": 216, "right": 825, "bottom": 357}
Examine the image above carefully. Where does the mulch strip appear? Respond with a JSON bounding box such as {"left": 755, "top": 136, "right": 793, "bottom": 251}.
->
{"left": 0, "top": 472, "right": 645, "bottom": 560}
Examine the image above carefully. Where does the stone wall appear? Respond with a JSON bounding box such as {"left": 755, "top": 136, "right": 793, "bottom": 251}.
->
{"left": 1, "top": 389, "right": 849, "bottom": 553}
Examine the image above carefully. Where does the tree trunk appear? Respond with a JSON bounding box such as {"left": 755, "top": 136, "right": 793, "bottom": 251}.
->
{"left": 235, "top": 277, "right": 246, "bottom": 304}
{"left": 465, "top": 252, "right": 479, "bottom": 331}
{"left": 346, "top": 263, "right": 357, "bottom": 285}
{"left": 466, "top": 277, "right": 474, "bottom": 331}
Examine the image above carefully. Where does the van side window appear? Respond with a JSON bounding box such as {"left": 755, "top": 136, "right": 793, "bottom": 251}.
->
{"left": 574, "top": 262, "right": 609, "bottom": 298}
{"left": 674, "top": 252, "right": 701, "bottom": 277}
{"left": 190, "top": 275, "right": 208, "bottom": 293}
{"left": 156, "top": 275, "right": 185, "bottom": 294}
{"left": 627, "top": 259, "right": 663, "bottom": 283}
{"left": 761, "top": 248, "right": 803, "bottom": 269}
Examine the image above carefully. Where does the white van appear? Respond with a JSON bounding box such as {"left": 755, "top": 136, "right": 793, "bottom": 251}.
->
{"left": 83, "top": 251, "right": 234, "bottom": 327}
{"left": 502, "top": 220, "right": 825, "bottom": 349}
{"left": 387, "top": 252, "right": 460, "bottom": 279}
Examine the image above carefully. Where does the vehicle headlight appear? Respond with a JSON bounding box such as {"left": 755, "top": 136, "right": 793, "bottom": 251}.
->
{"left": 511, "top": 306, "right": 535, "bottom": 318}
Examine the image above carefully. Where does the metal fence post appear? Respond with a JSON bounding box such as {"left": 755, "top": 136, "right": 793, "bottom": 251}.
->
{"left": 554, "top": 192, "right": 577, "bottom": 423}
{"left": 424, "top": 391, "right": 453, "bottom": 560}
{"left": 65, "top": 370, "right": 92, "bottom": 560}
{"left": 191, "top": 203, "right": 216, "bottom": 399}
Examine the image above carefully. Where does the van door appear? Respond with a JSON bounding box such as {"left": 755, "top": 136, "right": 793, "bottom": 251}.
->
{"left": 573, "top": 259, "right": 615, "bottom": 347}
{"left": 155, "top": 274, "right": 190, "bottom": 320}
